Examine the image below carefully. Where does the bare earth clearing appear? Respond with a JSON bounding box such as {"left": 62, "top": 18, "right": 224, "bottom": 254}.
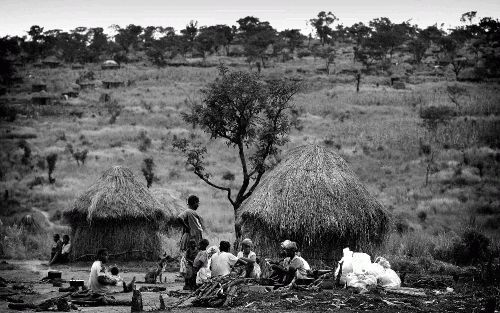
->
{"left": 0, "top": 260, "right": 496, "bottom": 312}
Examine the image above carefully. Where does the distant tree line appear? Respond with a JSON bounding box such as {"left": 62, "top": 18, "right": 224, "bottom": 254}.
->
{"left": 1, "top": 12, "right": 499, "bottom": 83}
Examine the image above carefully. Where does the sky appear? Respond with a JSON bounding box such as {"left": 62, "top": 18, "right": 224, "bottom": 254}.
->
{"left": 1, "top": 0, "right": 499, "bottom": 37}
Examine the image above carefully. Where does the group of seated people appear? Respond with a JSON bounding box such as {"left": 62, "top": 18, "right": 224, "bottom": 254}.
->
{"left": 181, "top": 238, "right": 309, "bottom": 290}
{"left": 49, "top": 234, "right": 71, "bottom": 265}
{"left": 85, "top": 238, "right": 310, "bottom": 295}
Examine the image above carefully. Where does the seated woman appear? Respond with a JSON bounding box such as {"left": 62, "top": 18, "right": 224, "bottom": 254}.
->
{"left": 88, "top": 249, "right": 135, "bottom": 294}
{"left": 268, "top": 240, "right": 310, "bottom": 285}
{"left": 235, "top": 238, "right": 261, "bottom": 278}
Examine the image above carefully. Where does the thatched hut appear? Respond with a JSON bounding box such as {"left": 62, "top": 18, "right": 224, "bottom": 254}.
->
{"left": 42, "top": 56, "right": 61, "bottom": 68}
{"left": 237, "top": 144, "right": 391, "bottom": 264}
{"left": 77, "top": 81, "right": 95, "bottom": 90}
{"left": 63, "top": 166, "right": 173, "bottom": 261}
{"left": 102, "top": 80, "right": 124, "bottom": 89}
{"left": 71, "top": 63, "right": 84, "bottom": 70}
{"left": 19, "top": 214, "right": 45, "bottom": 234}
{"left": 62, "top": 89, "right": 79, "bottom": 98}
{"left": 150, "top": 188, "right": 186, "bottom": 231}
{"left": 101, "top": 60, "right": 120, "bottom": 70}
{"left": 31, "top": 91, "right": 54, "bottom": 105}
{"left": 32, "top": 82, "right": 47, "bottom": 92}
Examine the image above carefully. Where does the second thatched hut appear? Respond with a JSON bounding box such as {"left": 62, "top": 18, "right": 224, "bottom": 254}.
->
{"left": 63, "top": 166, "right": 179, "bottom": 261}
{"left": 237, "top": 144, "right": 390, "bottom": 264}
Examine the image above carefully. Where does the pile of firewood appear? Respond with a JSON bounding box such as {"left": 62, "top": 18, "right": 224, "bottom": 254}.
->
{"left": 191, "top": 276, "right": 258, "bottom": 307}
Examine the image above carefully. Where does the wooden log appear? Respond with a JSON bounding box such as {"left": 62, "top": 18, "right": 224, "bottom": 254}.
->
{"left": 385, "top": 287, "right": 426, "bottom": 297}
{"left": 8, "top": 302, "right": 37, "bottom": 310}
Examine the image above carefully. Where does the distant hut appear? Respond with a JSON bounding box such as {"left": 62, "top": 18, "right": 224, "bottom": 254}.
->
{"left": 102, "top": 80, "right": 124, "bottom": 89}
{"left": 42, "top": 56, "right": 61, "bottom": 68}
{"left": 19, "top": 214, "right": 44, "bottom": 234}
{"left": 32, "top": 81, "right": 47, "bottom": 92}
{"left": 71, "top": 63, "right": 84, "bottom": 70}
{"left": 101, "top": 60, "right": 120, "bottom": 70}
{"left": 237, "top": 144, "right": 391, "bottom": 264}
{"left": 61, "top": 89, "right": 79, "bottom": 98}
{"left": 32, "top": 91, "right": 54, "bottom": 105}
{"left": 77, "top": 81, "right": 95, "bottom": 90}
{"left": 150, "top": 188, "right": 186, "bottom": 231}
{"left": 63, "top": 166, "right": 175, "bottom": 261}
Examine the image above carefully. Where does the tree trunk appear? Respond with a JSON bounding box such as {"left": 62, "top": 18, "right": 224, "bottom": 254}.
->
{"left": 233, "top": 206, "right": 242, "bottom": 252}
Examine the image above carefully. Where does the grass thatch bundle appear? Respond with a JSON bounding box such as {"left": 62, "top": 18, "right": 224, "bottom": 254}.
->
{"left": 64, "top": 166, "right": 176, "bottom": 260}
{"left": 237, "top": 144, "right": 391, "bottom": 264}
{"left": 150, "top": 188, "right": 186, "bottom": 231}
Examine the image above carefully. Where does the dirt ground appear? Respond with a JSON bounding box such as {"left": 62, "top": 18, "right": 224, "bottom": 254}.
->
{"left": 0, "top": 260, "right": 497, "bottom": 312}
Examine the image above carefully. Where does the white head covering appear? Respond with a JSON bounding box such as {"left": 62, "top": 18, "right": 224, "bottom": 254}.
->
{"left": 241, "top": 238, "right": 253, "bottom": 247}
{"left": 207, "top": 246, "right": 219, "bottom": 258}
{"left": 281, "top": 240, "right": 297, "bottom": 250}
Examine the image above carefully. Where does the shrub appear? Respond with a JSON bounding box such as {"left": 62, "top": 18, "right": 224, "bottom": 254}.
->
{"left": 451, "top": 228, "right": 491, "bottom": 265}
{"left": 27, "top": 176, "right": 44, "bottom": 189}
{"left": 168, "top": 169, "right": 181, "bottom": 180}
{"left": 138, "top": 130, "right": 152, "bottom": 152}
{"left": 484, "top": 216, "right": 500, "bottom": 230}
{"left": 46, "top": 153, "right": 57, "bottom": 184}
{"left": 141, "top": 157, "right": 155, "bottom": 188}
{"left": 221, "top": 171, "right": 235, "bottom": 181}
{"left": 419, "top": 106, "right": 455, "bottom": 132}
{"left": 297, "top": 49, "right": 312, "bottom": 59}
{"left": 18, "top": 140, "right": 31, "bottom": 165}
{"left": 417, "top": 211, "right": 427, "bottom": 222}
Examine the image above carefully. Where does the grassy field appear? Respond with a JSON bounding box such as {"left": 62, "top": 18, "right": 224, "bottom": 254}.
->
{"left": 1, "top": 55, "right": 499, "bottom": 265}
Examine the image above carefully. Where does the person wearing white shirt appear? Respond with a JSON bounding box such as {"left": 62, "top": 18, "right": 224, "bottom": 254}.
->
{"left": 210, "top": 241, "right": 246, "bottom": 277}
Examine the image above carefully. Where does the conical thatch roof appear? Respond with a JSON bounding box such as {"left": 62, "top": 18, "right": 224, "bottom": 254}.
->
{"left": 64, "top": 166, "right": 166, "bottom": 226}
{"left": 103, "top": 60, "right": 118, "bottom": 65}
{"left": 43, "top": 56, "right": 60, "bottom": 64}
{"left": 150, "top": 188, "right": 185, "bottom": 227}
{"left": 238, "top": 144, "right": 391, "bottom": 261}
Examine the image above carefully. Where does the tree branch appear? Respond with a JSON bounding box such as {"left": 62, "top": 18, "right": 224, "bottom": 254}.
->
{"left": 236, "top": 141, "right": 250, "bottom": 202}
{"left": 242, "top": 169, "right": 265, "bottom": 202}
{"left": 194, "top": 171, "right": 235, "bottom": 207}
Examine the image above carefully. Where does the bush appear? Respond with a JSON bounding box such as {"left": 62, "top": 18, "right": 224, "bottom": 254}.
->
{"left": 451, "top": 228, "right": 491, "bottom": 265}
{"left": 141, "top": 157, "right": 155, "bottom": 188}
{"left": 297, "top": 49, "right": 311, "bottom": 59}
{"left": 417, "top": 211, "right": 427, "bottom": 222}
{"left": 137, "top": 130, "right": 152, "bottom": 152}
{"left": 419, "top": 106, "right": 455, "bottom": 132}
{"left": 221, "top": 171, "right": 235, "bottom": 181}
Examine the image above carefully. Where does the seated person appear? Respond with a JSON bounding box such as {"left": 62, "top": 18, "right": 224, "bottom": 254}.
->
{"left": 88, "top": 249, "right": 135, "bottom": 294}
{"left": 268, "top": 240, "right": 310, "bottom": 285}
{"left": 109, "top": 266, "right": 122, "bottom": 283}
{"left": 49, "top": 234, "right": 63, "bottom": 265}
{"left": 210, "top": 241, "right": 247, "bottom": 277}
{"left": 235, "top": 238, "right": 261, "bottom": 278}
{"left": 193, "top": 239, "right": 210, "bottom": 285}
{"left": 59, "top": 235, "right": 71, "bottom": 263}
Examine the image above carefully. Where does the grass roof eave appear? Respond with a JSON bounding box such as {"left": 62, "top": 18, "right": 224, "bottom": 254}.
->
{"left": 63, "top": 166, "right": 170, "bottom": 227}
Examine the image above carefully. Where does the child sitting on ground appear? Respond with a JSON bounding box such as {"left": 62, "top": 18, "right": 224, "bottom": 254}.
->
{"left": 109, "top": 266, "right": 123, "bottom": 283}
{"left": 109, "top": 266, "right": 135, "bottom": 292}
